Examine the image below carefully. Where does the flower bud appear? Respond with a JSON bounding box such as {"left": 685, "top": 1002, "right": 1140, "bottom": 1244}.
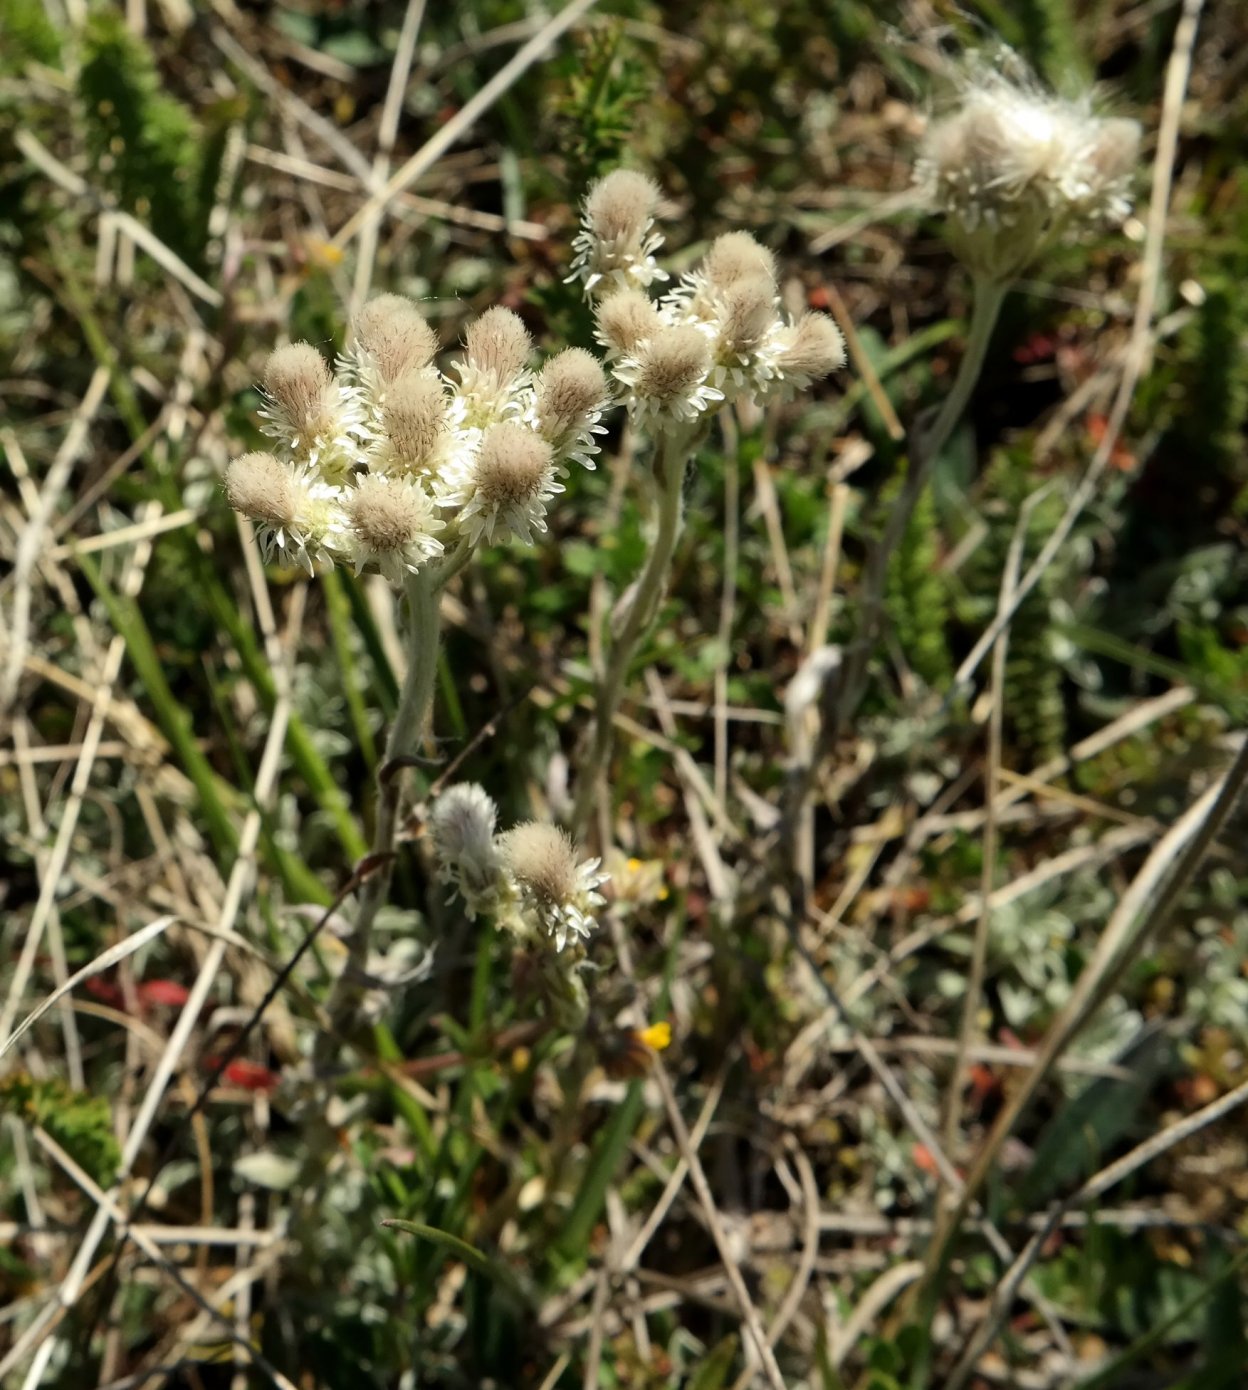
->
{"left": 497, "top": 821, "right": 607, "bottom": 952}
{"left": 915, "top": 57, "right": 1141, "bottom": 280}
{"left": 429, "top": 783, "right": 501, "bottom": 905}
{"left": 500, "top": 822, "right": 581, "bottom": 907}
{"left": 569, "top": 171, "right": 668, "bottom": 298}
{"left": 352, "top": 294, "right": 437, "bottom": 383}
{"left": 631, "top": 325, "right": 711, "bottom": 405}
{"left": 224, "top": 451, "right": 296, "bottom": 526}
{"left": 774, "top": 313, "right": 846, "bottom": 381}
{"left": 585, "top": 169, "right": 660, "bottom": 244}
{"left": 464, "top": 306, "right": 531, "bottom": 383}
{"left": 716, "top": 276, "right": 777, "bottom": 357}
{"left": 535, "top": 348, "right": 608, "bottom": 439}
{"left": 262, "top": 343, "right": 331, "bottom": 433}
{"left": 382, "top": 371, "right": 447, "bottom": 474}
{"left": 703, "top": 232, "right": 777, "bottom": 290}
{"left": 595, "top": 290, "right": 662, "bottom": 355}
{"left": 474, "top": 423, "right": 553, "bottom": 505}
{"left": 345, "top": 474, "right": 443, "bottom": 581}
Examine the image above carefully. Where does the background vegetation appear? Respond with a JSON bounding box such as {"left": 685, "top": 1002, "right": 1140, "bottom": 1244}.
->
{"left": 2, "top": 1, "right": 1247, "bottom": 1387}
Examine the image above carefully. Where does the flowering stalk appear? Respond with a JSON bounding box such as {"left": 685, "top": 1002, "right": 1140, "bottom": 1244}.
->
{"left": 570, "top": 427, "right": 691, "bottom": 838}
{"left": 320, "top": 563, "right": 440, "bottom": 1048}
{"left": 830, "top": 50, "right": 1140, "bottom": 733}
{"left": 564, "top": 170, "right": 847, "bottom": 839}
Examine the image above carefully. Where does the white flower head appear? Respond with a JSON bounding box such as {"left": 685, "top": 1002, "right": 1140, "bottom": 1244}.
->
{"left": 224, "top": 450, "right": 347, "bottom": 573}
{"left": 665, "top": 231, "right": 779, "bottom": 325}
{"left": 429, "top": 783, "right": 505, "bottom": 917}
{"left": 339, "top": 294, "right": 439, "bottom": 414}
{"left": 612, "top": 323, "right": 723, "bottom": 429}
{"left": 344, "top": 473, "right": 445, "bottom": 583}
{"left": 594, "top": 288, "right": 664, "bottom": 359}
{"left": 374, "top": 370, "right": 452, "bottom": 480}
{"left": 704, "top": 275, "right": 784, "bottom": 398}
{"left": 257, "top": 342, "right": 363, "bottom": 476}
{"left": 530, "top": 347, "right": 610, "bottom": 471}
{"left": 915, "top": 50, "right": 1141, "bottom": 280}
{"left": 568, "top": 169, "right": 670, "bottom": 300}
{"left": 439, "top": 421, "right": 562, "bottom": 547}
{"left": 759, "top": 311, "right": 847, "bottom": 401}
{"left": 452, "top": 307, "right": 532, "bottom": 426}
{"left": 497, "top": 821, "right": 608, "bottom": 952}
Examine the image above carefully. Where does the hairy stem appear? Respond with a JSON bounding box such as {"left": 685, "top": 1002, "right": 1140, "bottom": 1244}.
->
{"left": 834, "top": 275, "right": 1007, "bottom": 731}
{"left": 321, "top": 563, "right": 441, "bottom": 1053}
{"left": 570, "top": 430, "right": 689, "bottom": 839}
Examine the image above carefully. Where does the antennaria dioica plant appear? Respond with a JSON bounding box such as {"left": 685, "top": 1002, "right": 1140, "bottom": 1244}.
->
{"left": 224, "top": 41, "right": 1147, "bottom": 1063}
{"left": 227, "top": 169, "right": 847, "bottom": 1040}
{"left": 835, "top": 47, "right": 1141, "bottom": 731}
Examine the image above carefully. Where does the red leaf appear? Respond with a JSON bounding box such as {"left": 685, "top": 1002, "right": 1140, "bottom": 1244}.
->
{"left": 221, "top": 1059, "right": 280, "bottom": 1092}
{"left": 137, "top": 979, "right": 190, "bottom": 1008}
{"left": 84, "top": 977, "right": 125, "bottom": 1009}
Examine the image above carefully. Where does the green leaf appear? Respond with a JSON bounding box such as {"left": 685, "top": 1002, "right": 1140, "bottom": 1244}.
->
{"left": 1013, "top": 1026, "right": 1172, "bottom": 1209}
{"left": 688, "top": 1334, "right": 739, "bottom": 1390}
{"left": 78, "top": 549, "right": 239, "bottom": 860}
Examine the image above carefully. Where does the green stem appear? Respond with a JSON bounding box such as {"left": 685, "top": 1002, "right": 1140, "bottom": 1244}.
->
{"left": 321, "top": 565, "right": 442, "bottom": 1052}
{"left": 835, "top": 276, "right": 1008, "bottom": 730}
{"left": 570, "top": 430, "right": 689, "bottom": 839}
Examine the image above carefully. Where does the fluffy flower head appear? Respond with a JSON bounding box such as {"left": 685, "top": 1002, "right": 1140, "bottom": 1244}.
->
{"left": 613, "top": 324, "right": 722, "bottom": 428}
{"left": 440, "top": 423, "right": 562, "bottom": 546}
{"left": 916, "top": 52, "right": 1141, "bottom": 280}
{"left": 225, "top": 451, "right": 295, "bottom": 528}
{"left": 498, "top": 822, "right": 608, "bottom": 952}
{"left": 345, "top": 474, "right": 444, "bottom": 582}
{"left": 380, "top": 371, "right": 449, "bottom": 478}
{"left": 568, "top": 168, "right": 669, "bottom": 299}
{"left": 464, "top": 307, "right": 531, "bottom": 383}
{"left": 703, "top": 232, "right": 777, "bottom": 291}
{"left": 258, "top": 342, "right": 361, "bottom": 474}
{"left": 352, "top": 294, "right": 438, "bottom": 385}
{"left": 533, "top": 348, "right": 609, "bottom": 469}
{"left": 430, "top": 783, "right": 503, "bottom": 914}
{"left": 595, "top": 289, "right": 663, "bottom": 357}
{"left": 225, "top": 451, "right": 344, "bottom": 572}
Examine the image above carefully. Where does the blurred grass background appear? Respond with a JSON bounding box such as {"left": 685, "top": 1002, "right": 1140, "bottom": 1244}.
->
{"left": 2, "top": 0, "right": 1248, "bottom": 1387}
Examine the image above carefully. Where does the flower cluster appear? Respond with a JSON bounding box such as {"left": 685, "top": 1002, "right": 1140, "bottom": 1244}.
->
{"left": 225, "top": 296, "right": 610, "bottom": 578}
{"left": 915, "top": 53, "right": 1141, "bottom": 281}
{"left": 570, "top": 171, "right": 846, "bottom": 430}
{"left": 429, "top": 784, "right": 608, "bottom": 954}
